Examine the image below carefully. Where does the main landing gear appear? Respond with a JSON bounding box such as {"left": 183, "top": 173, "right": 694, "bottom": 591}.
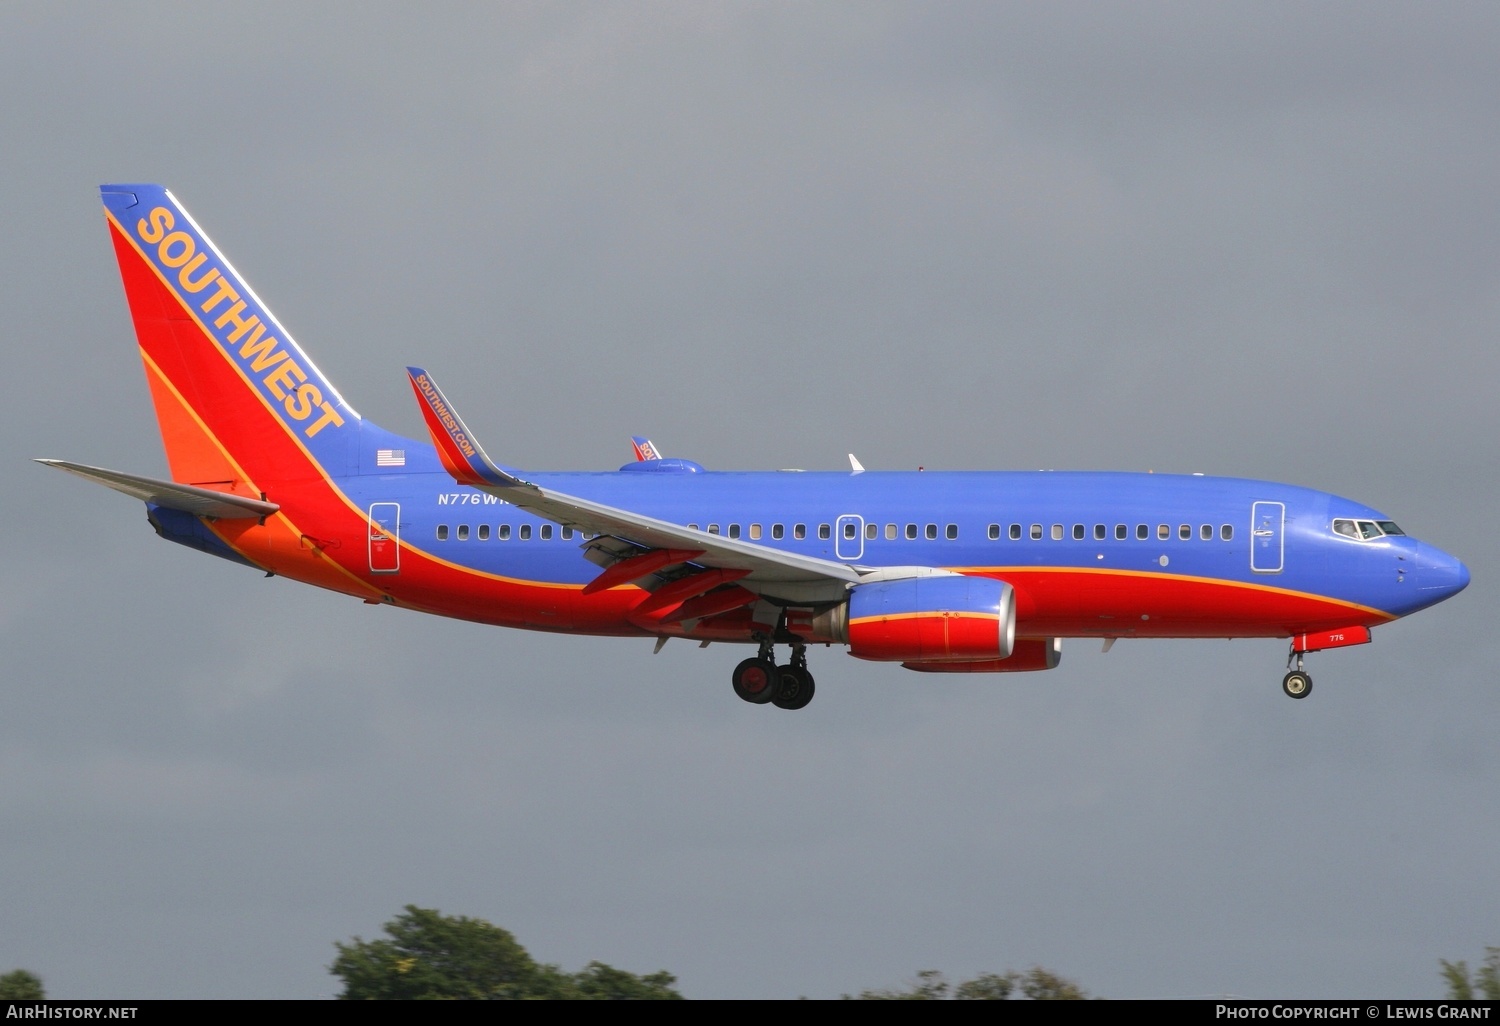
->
{"left": 1282, "top": 648, "right": 1312, "bottom": 700}
{"left": 732, "top": 636, "right": 816, "bottom": 711}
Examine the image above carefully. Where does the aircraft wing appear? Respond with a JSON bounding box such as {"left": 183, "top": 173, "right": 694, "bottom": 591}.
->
{"left": 406, "top": 368, "right": 862, "bottom": 589}
{"left": 35, "top": 460, "right": 280, "bottom": 519}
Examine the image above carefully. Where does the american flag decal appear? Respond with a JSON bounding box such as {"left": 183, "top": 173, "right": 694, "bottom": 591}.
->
{"left": 376, "top": 449, "right": 406, "bottom": 467}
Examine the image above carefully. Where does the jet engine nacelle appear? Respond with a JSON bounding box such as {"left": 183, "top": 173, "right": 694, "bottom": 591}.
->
{"left": 901, "top": 637, "right": 1062, "bottom": 673}
{"left": 794, "top": 575, "right": 1016, "bottom": 663}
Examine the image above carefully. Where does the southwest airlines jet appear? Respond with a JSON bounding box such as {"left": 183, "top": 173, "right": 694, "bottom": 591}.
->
{"left": 40, "top": 185, "right": 1470, "bottom": 710}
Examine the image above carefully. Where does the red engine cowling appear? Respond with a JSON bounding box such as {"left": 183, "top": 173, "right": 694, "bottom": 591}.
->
{"left": 901, "top": 637, "right": 1062, "bottom": 673}
{"left": 838, "top": 576, "right": 1016, "bottom": 663}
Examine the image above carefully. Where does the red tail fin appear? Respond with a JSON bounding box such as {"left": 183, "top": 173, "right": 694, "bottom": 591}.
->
{"left": 101, "top": 184, "right": 360, "bottom": 498}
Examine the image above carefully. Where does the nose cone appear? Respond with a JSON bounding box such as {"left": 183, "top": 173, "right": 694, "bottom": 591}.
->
{"left": 1416, "top": 543, "right": 1470, "bottom": 603}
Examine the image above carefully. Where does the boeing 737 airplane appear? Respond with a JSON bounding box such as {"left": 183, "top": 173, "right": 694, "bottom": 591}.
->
{"left": 40, "top": 184, "right": 1470, "bottom": 710}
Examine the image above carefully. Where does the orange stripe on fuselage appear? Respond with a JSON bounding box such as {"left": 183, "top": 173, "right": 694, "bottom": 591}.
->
{"left": 958, "top": 567, "right": 1391, "bottom": 638}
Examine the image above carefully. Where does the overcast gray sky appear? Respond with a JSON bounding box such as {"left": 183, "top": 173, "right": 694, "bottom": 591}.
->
{"left": 2, "top": 1, "right": 1495, "bottom": 999}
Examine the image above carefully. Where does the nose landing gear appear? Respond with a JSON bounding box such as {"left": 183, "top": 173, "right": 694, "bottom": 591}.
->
{"left": 1281, "top": 670, "right": 1312, "bottom": 699}
{"left": 732, "top": 635, "right": 817, "bottom": 710}
{"left": 1282, "top": 648, "right": 1312, "bottom": 699}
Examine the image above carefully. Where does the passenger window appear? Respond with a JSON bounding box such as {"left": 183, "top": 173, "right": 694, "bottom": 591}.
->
{"left": 1200, "top": 524, "right": 1211, "bottom": 541}
{"left": 436, "top": 525, "right": 449, "bottom": 541}
{"left": 1010, "top": 524, "right": 1022, "bottom": 540}
{"left": 457, "top": 525, "right": 469, "bottom": 541}
{"left": 1221, "top": 524, "right": 1233, "bottom": 541}
{"left": 499, "top": 525, "right": 511, "bottom": 540}
{"left": 794, "top": 524, "right": 806, "bottom": 540}
{"left": 819, "top": 524, "right": 831, "bottom": 540}
{"left": 478, "top": 524, "right": 490, "bottom": 541}
{"left": 1048, "top": 524, "right": 1061, "bottom": 540}
{"left": 886, "top": 524, "right": 897, "bottom": 540}
{"left": 540, "top": 525, "right": 552, "bottom": 540}
{"left": 1136, "top": 524, "right": 1148, "bottom": 540}
{"left": 1115, "top": 524, "right": 1127, "bottom": 540}
{"left": 708, "top": 524, "right": 720, "bottom": 535}
{"left": 1030, "top": 524, "right": 1042, "bottom": 540}
{"left": 1158, "top": 524, "right": 1170, "bottom": 540}
{"left": 844, "top": 522, "right": 857, "bottom": 539}
{"left": 1094, "top": 524, "right": 1106, "bottom": 541}
{"left": 688, "top": 523, "right": 699, "bottom": 532}
{"left": 925, "top": 524, "right": 938, "bottom": 540}
{"left": 988, "top": 524, "right": 1000, "bottom": 541}
{"left": 519, "top": 525, "right": 532, "bottom": 540}
{"left": 1072, "top": 524, "right": 1085, "bottom": 541}
{"left": 750, "top": 524, "right": 762, "bottom": 540}
{"left": 562, "top": 527, "right": 574, "bottom": 540}
{"left": 907, "top": 524, "right": 918, "bottom": 540}
{"left": 946, "top": 524, "right": 958, "bottom": 540}
{"left": 728, "top": 524, "right": 740, "bottom": 539}
{"left": 772, "top": 524, "right": 784, "bottom": 540}
{"left": 866, "top": 523, "right": 877, "bottom": 540}
{"left": 1179, "top": 524, "right": 1191, "bottom": 540}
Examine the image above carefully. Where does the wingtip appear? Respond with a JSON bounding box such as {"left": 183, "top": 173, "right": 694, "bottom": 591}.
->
{"left": 404, "top": 365, "right": 522, "bottom": 490}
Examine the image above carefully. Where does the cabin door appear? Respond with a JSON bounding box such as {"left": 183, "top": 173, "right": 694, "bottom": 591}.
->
{"left": 1250, "top": 501, "right": 1284, "bottom": 574}
{"left": 368, "top": 502, "right": 400, "bottom": 574}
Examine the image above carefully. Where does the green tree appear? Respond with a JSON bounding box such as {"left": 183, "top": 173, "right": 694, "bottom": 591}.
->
{"left": 1016, "top": 965, "right": 1090, "bottom": 1000}
{"left": 0, "top": 970, "right": 45, "bottom": 1000}
{"left": 1441, "top": 947, "right": 1500, "bottom": 1001}
{"left": 330, "top": 906, "right": 680, "bottom": 1000}
{"left": 848, "top": 969, "right": 955, "bottom": 1000}
{"left": 954, "top": 971, "right": 1019, "bottom": 1000}
{"left": 847, "top": 966, "right": 1088, "bottom": 1000}
{"left": 570, "top": 961, "right": 682, "bottom": 1000}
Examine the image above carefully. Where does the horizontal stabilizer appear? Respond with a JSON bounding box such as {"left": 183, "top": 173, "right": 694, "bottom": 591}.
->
{"left": 35, "top": 460, "right": 280, "bottom": 519}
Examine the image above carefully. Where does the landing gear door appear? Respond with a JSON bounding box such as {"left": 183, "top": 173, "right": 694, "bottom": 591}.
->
{"left": 1250, "top": 501, "right": 1284, "bottom": 574}
{"left": 835, "top": 514, "right": 864, "bottom": 561}
{"left": 369, "top": 502, "right": 400, "bottom": 574}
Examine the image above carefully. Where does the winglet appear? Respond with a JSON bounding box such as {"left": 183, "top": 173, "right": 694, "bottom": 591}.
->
{"left": 849, "top": 453, "right": 865, "bottom": 474}
{"left": 632, "top": 436, "right": 663, "bottom": 462}
{"left": 405, "top": 367, "right": 524, "bottom": 489}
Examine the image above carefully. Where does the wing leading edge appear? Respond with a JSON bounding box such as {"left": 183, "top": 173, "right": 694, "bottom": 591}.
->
{"left": 404, "top": 367, "right": 863, "bottom": 593}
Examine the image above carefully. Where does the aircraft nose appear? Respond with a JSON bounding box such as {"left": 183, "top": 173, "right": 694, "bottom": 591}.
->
{"left": 1415, "top": 542, "right": 1470, "bottom": 601}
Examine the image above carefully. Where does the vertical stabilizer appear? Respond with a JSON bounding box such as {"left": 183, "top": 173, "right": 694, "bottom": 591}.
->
{"left": 100, "top": 184, "right": 361, "bottom": 495}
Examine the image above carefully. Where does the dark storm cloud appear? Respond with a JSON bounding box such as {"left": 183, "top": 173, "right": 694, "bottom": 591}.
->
{"left": 1, "top": 2, "right": 1494, "bottom": 999}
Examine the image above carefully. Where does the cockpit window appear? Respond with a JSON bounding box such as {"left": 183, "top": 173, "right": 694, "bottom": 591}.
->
{"left": 1378, "top": 521, "right": 1405, "bottom": 536}
{"left": 1335, "top": 518, "right": 1390, "bottom": 541}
